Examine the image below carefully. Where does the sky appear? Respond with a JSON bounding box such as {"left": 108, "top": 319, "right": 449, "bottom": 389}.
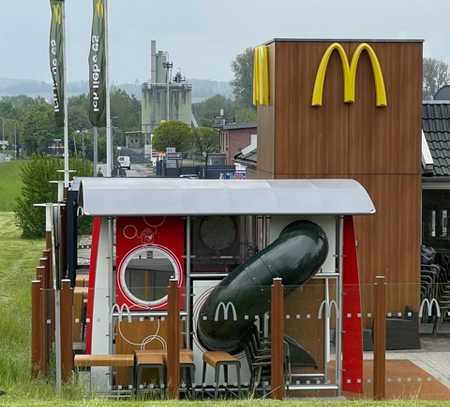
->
{"left": 0, "top": 0, "right": 449, "bottom": 84}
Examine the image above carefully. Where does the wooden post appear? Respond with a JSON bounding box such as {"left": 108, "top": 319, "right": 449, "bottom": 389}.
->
{"left": 374, "top": 276, "right": 386, "bottom": 400}
{"left": 40, "top": 287, "right": 49, "bottom": 376}
{"left": 43, "top": 249, "right": 52, "bottom": 288}
{"left": 167, "top": 279, "right": 180, "bottom": 399}
{"left": 271, "top": 278, "right": 284, "bottom": 400}
{"left": 32, "top": 280, "right": 42, "bottom": 378}
{"left": 61, "top": 279, "right": 73, "bottom": 382}
{"left": 36, "top": 266, "right": 45, "bottom": 284}
{"left": 41, "top": 249, "right": 55, "bottom": 344}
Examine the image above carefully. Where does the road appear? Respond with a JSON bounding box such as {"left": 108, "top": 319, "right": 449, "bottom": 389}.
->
{"left": 125, "top": 163, "right": 153, "bottom": 177}
{"left": 96, "top": 163, "right": 153, "bottom": 177}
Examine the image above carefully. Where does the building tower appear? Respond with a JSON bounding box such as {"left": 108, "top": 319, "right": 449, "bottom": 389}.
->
{"left": 141, "top": 40, "right": 193, "bottom": 155}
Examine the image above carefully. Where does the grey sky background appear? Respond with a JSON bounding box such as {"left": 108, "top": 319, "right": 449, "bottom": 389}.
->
{"left": 0, "top": 0, "right": 449, "bottom": 83}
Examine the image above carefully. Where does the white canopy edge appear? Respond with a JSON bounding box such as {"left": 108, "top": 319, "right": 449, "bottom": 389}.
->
{"left": 76, "top": 178, "right": 375, "bottom": 217}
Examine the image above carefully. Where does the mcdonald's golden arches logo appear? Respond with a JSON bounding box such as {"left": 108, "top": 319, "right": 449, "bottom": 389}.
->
{"left": 311, "top": 42, "right": 388, "bottom": 107}
{"left": 52, "top": 3, "right": 62, "bottom": 25}
{"left": 96, "top": 0, "right": 105, "bottom": 18}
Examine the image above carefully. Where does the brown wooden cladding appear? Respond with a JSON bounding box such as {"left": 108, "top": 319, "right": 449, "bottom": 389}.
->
{"left": 347, "top": 42, "right": 422, "bottom": 175}
{"left": 353, "top": 174, "right": 421, "bottom": 313}
{"left": 256, "top": 39, "right": 422, "bottom": 313}
{"left": 274, "top": 42, "right": 350, "bottom": 176}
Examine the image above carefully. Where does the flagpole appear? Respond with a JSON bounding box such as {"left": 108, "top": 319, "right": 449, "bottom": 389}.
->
{"left": 62, "top": 0, "right": 69, "bottom": 188}
{"left": 103, "top": 1, "right": 114, "bottom": 389}
{"left": 105, "top": 0, "right": 112, "bottom": 177}
{"left": 93, "top": 126, "right": 98, "bottom": 176}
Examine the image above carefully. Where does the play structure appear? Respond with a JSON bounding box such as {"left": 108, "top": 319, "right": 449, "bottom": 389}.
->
{"left": 31, "top": 177, "right": 376, "bottom": 398}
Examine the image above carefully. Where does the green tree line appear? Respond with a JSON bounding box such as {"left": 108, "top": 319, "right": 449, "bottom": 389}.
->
{"left": 0, "top": 88, "right": 141, "bottom": 161}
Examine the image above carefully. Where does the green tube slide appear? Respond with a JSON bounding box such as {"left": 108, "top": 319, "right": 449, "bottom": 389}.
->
{"left": 197, "top": 220, "right": 329, "bottom": 365}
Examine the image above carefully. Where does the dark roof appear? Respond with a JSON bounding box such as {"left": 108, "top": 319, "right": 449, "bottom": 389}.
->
{"left": 434, "top": 85, "right": 450, "bottom": 101}
{"left": 234, "top": 147, "right": 257, "bottom": 165}
{"left": 423, "top": 102, "right": 450, "bottom": 176}
{"left": 223, "top": 123, "right": 257, "bottom": 131}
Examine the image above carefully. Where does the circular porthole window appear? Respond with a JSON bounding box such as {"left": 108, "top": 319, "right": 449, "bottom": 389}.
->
{"left": 119, "top": 245, "right": 181, "bottom": 308}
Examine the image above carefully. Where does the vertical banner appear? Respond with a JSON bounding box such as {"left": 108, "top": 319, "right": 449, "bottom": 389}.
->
{"left": 49, "top": 0, "right": 65, "bottom": 128}
{"left": 89, "top": 0, "right": 107, "bottom": 127}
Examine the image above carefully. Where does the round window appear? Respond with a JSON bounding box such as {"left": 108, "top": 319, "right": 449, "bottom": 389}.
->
{"left": 120, "top": 246, "right": 180, "bottom": 308}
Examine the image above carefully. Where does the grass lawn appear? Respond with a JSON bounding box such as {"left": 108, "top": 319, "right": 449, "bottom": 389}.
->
{"left": 0, "top": 212, "right": 448, "bottom": 406}
{"left": 0, "top": 161, "right": 24, "bottom": 211}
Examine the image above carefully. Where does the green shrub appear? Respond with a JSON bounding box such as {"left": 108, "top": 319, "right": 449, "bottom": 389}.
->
{"left": 14, "top": 155, "right": 92, "bottom": 238}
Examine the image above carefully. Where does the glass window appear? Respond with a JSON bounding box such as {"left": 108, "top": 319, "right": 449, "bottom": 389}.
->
{"left": 121, "top": 246, "right": 178, "bottom": 307}
{"left": 442, "top": 210, "right": 448, "bottom": 238}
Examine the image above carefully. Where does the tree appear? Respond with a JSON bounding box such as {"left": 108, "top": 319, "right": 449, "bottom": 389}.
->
{"left": 68, "top": 94, "right": 90, "bottom": 132}
{"left": 192, "top": 95, "right": 236, "bottom": 127}
{"left": 231, "top": 47, "right": 255, "bottom": 109}
{"left": 15, "top": 156, "right": 92, "bottom": 238}
{"left": 21, "top": 101, "right": 59, "bottom": 156}
{"left": 111, "top": 87, "right": 141, "bottom": 131}
{"left": 423, "top": 58, "right": 450, "bottom": 100}
{"left": 192, "top": 127, "right": 219, "bottom": 156}
{"left": 152, "top": 121, "right": 193, "bottom": 152}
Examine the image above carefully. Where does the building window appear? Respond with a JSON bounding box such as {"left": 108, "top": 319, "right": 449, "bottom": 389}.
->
{"left": 442, "top": 210, "right": 448, "bottom": 238}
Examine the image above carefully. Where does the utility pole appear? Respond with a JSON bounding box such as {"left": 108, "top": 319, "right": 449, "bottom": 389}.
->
{"left": 0, "top": 117, "right": 4, "bottom": 142}
{"left": 14, "top": 121, "right": 17, "bottom": 160}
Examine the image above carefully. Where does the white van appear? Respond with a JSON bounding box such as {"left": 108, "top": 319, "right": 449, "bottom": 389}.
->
{"left": 117, "top": 156, "right": 131, "bottom": 170}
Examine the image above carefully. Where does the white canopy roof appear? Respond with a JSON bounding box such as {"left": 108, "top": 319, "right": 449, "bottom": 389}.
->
{"left": 76, "top": 178, "right": 375, "bottom": 216}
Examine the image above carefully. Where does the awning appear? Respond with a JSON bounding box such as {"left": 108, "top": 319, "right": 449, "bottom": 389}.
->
{"left": 76, "top": 178, "right": 375, "bottom": 217}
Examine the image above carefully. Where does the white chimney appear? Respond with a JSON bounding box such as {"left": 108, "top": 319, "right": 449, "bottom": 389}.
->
{"left": 151, "top": 40, "right": 157, "bottom": 83}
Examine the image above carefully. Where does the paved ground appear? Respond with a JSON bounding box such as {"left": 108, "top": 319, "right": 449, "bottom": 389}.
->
{"left": 125, "top": 163, "right": 153, "bottom": 177}
{"left": 362, "top": 335, "right": 450, "bottom": 391}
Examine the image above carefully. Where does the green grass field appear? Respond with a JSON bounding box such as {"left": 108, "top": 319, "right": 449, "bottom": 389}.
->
{"left": 0, "top": 161, "right": 24, "bottom": 211}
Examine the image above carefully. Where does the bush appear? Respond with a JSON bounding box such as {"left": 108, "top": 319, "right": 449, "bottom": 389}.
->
{"left": 14, "top": 155, "right": 92, "bottom": 238}
{"left": 152, "top": 121, "right": 193, "bottom": 152}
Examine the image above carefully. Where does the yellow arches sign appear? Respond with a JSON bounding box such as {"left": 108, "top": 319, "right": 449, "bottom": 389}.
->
{"left": 311, "top": 42, "right": 387, "bottom": 107}
{"left": 253, "top": 46, "right": 270, "bottom": 106}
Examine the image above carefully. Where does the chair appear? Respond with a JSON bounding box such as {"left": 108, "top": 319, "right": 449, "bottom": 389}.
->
{"left": 134, "top": 349, "right": 195, "bottom": 398}
{"left": 202, "top": 351, "right": 241, "bottom": 399}
{"left": 179, "top": 350, "right": 195, "bottom": 398}
{"left": 244, "top": 324, "right": 292, "bottom": 395}
{"left": 134, "top": 350, "right": 166, "bottom": 397}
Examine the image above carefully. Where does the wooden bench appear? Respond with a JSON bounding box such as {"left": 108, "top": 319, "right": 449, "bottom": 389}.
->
{"left": 74, "top": 354, "right": 135, "bottom": 392}
{"left": 202, "top": 351, "right": 241, "bottom": 399}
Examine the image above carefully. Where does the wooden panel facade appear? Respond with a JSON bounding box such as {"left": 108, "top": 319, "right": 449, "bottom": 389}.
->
{"left": 256, "top": 39, "right": 423, "bottom": 312}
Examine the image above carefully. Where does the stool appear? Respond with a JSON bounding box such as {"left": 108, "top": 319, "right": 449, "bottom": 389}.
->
{"left": 74, "top": 354, "right": 135, "bottom": 393}
{"left": 202, "top": 351, "right": 241, "bottom": 399}
{"left": 135, "top": 351, "right": 166, "bottom": 397}
{"left": 180, "top": 350, "right": 195, "bottom": 398}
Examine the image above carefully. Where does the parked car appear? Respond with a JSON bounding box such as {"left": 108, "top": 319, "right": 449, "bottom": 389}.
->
{"left": 117, "top": 156, "right": 131, "bottom": 170}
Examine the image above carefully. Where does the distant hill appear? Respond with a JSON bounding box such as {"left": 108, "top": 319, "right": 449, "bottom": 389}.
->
{"left": 0, "top": 77, "right": 232, "bottom": 102}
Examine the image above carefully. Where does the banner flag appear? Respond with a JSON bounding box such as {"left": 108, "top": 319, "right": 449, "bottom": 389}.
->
{"left": 49, "top": 0, "right": 65, "bottom": 128}
{"left": 89, "top": 0, "right": 107, "bottom": 127}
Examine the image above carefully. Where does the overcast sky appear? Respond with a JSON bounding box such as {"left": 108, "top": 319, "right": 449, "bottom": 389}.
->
{"left": 1, "top": 0, "right": 449, "bottom": 83}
